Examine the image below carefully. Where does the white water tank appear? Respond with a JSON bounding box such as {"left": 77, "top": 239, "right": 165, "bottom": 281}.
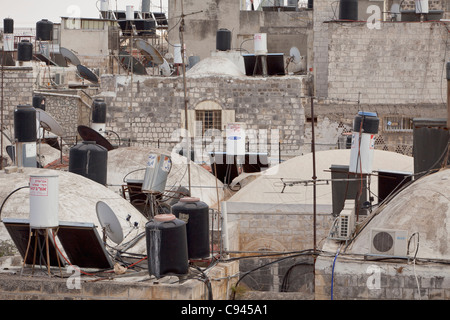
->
{"left": 349, "top": 112, "right": 379, "bottom": 174}
{"left": 226, "top": 122, "right": 246, "bottom": 156}
{"left": 174, "top": 44, "right": 183, "bottom": 64}
{"left": 29, "top": 174, "right": 59, "bottom": 229}
{"left": 100, "top": 0, "right": 109, "bottom": 12}
{"left": 254, "top": 33, "right": 267, "bottom": 55}
{"left": 415, "top": 0, "right": 428, "bottom": 13}
{"left": 142, "top": 153, "right": 172, "bottom": 194}
{"left": 126, "top": 5, "right": 134, "bottom": 20}
{"left": 4, "top": 34, "right": 14, "bottom": 52}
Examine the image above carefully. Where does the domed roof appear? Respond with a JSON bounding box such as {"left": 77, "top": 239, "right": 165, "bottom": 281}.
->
{"left": 228, "top": 149, "right": 414, "bottom": 207}
{"left": 106, "top": 146, "right": 224, "bottom": 208}
{"left": 347, "top": 168, "right": 450, "bottom": 260}
{"left": 0, "top": 167, "right": 147, "bottom": 254}
{"left": 186, "top": 56, "right": 244, "bottom": 77}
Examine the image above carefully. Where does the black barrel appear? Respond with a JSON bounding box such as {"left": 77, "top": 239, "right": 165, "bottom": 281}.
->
{"left": 146, "top": 214, "right": 189, "bottom": 279}
{"left": 339, "top": 0, "right": 358, "bottom": 21}
{"left": 69, "top": 141, "right": 108, "bottom": 185}
{"left": 36, "top": 19, "right": 53, "bottom": 41}
{"left": 32, "top": 95, "right": 46, "bottom": 111}
{"left": 171, "top": 197, "right": 210, "bottom": 260}
{"left": 17, "top": 40, "right": 33, "bottom": 61}
{"left": 216, "top": 28, "right": 231, "bottom": 51}
{"left": 92, "top": 98, "right": 107, "bottom": 123}
{"left": 14, "top": 105, "right": 37, "bottom": 143}
{"left": 353, "top": 111, "right": 379, "bottom": 134}
{"left": 3, "top": 18, "right": 14, "bottom": 34}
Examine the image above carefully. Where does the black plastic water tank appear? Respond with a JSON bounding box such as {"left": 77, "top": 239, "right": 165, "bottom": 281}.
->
{"left": 92, "top": 98, "right": 107, "bottom": 123}
{"left": 17, "top": 40, "right": 33, "bottom": 61}
{"left": 216, "top": 29, "right": 231, "bottom": 51}
{"left": 339, "top": 0, "right": 358, "bottom": 21}
{"left": 14, "top": 105, "right": 37, "bottom": 143}
{"left": 32, "top": 95, "right": 46, "bottom": 111}
{"left": 3, "top": 18, "right": 13, "bottom": 34}
{"left": 36, "top": 19, "right": 53, "bottom": 41}
{"left": 353, "top": 111, "right": 379, "bottom": 134}
{"left": 69, "top": 141, "right": 108, "bottom": 185}
{"left": 171, "top": 197, "right": 210, "bottom": 259}
{"left": 145, "top": 214, "right": 189, "bottom": 279}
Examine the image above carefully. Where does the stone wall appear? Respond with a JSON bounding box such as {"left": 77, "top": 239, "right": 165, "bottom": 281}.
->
{"left": 0, "top": 67, "right": 34, "bottom": 139}
{"left": 99, "top": 74, "right": 308, "bottom": 158}
{"left": 315, "top": 255, "right": 450, "bottom": 300}
{"left": 326, "top": 21, "right": 449, "bottom": 105}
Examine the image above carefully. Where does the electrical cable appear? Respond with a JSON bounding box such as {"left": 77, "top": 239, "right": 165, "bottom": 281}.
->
{"left": 330, "top": 244, "right": 342, "bottom": 300}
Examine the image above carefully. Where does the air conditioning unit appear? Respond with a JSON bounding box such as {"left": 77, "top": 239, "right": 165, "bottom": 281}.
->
{"left": 338, "top": 209, "right": 355, "bottom": 239}
{"left": 370, "top": 228, "right": 408, "bottom": 256}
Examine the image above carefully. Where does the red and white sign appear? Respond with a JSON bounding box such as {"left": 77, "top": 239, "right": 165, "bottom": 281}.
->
{"left": 30, "top": 177, "right": 49, "bottom": 196}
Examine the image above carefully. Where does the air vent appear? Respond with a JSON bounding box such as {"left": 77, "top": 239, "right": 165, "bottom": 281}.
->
{"left": 370, "top": 228, "right": 408, "bottom": 256}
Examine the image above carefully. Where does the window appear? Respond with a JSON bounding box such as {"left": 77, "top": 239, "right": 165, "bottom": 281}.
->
{"left": 383, "top": 116, "right": 414, "bottom": 132}
{"left": 180, "top": 100, "right": 235, "bottom": 137}
{"left": 195, "top": 110, "right": 222, "bottom": 135}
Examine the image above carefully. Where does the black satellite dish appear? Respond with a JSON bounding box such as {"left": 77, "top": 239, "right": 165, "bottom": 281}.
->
{"left": 118, "top": 51, "right": 147, "bottom": 75}
{"left": 60, "top": 47, "right": 81, "bottom": 66}
{"left": 135, "top": 39, "right": 164, "bottom": 65}
{"left": 76, "top": 64, "right": 99, "bottom": 84}
{"left": 77, "top": 125, "right": 114, "bottom": 151}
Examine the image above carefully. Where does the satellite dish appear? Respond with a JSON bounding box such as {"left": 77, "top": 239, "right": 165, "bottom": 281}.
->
{"left": 135, "top": 39, "right": 164, "bottom": 65}
{"left": 118, "top": 51, "right": 148, "bottom": 75}
{"left": 76, "top": 64, "right": 99, "bottom": 84}
{"left": 77, "top": 125, "right": 115, "bottom": 151}
{"left": 96, "top": 201, "right": 124, "bottom": 245}
{"left": 160, "top": 58, "right": 171, "bottom": 76}
{"left": 60, "top": 47, "right": 81, "bottom": 66}
{"left": 289, "top": 47, "right": 301, "bottom": 64}
{"left": 36, "top": 108, "right": 65, "bottom": 137}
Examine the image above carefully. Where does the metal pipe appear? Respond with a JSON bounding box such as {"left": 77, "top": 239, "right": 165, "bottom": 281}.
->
{"left": 446, "top": 62, "right": 450, "bottom": 129}
{"left": 311, "top": 96, "right": 317, "bottom": 252}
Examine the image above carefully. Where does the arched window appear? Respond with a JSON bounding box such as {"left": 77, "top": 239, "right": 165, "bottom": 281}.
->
{"left": 180, "top": 100, "right": 235, "bottom": 137}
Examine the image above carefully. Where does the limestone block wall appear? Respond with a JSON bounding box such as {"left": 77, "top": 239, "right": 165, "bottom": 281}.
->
{"left": 99, "top": 74, "right": 307, "bottom": 158}
{"left": 315, "top": 255, "right": 450, "bottom": 300}
{"left": 1, "top": 67, "right": 34, "bottom": 139}
{"left": 326, "top": 22, "right": 449, "bottom": 105}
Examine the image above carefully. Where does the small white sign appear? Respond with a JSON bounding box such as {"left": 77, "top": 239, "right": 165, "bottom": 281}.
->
{"left": 30, "top": 177, "right": 49, "bottom": 196}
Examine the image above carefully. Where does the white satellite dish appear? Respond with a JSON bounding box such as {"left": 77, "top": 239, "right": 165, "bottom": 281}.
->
{"left": 289, "top": 47, "right": 301, "bottom": 64}
{"left": 96, "top": 201, "right": 124, "bottom": 245}
{"left": 36, "top": 108, "right": 65, "bottom": 137}
{"left": 160, "top": 58, "right": 171, "bottom": 76}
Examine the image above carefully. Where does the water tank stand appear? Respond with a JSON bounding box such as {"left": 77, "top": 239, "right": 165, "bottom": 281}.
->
{"left": 21, "top": 227, "right": 62, "bottom": 277}
{"left": 254, "top": 55, "right": 268, "bottom": 77}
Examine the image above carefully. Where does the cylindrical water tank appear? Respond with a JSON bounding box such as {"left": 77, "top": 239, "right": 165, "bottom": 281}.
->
{"left": 14, "top": 105, "right": 36, "bottom": 143}
{"left": 92, "top": 98, "right": 107, "bottom": 123}
{"left": 254, "top": 33, "right": 267, "bottom": 55}
{"left": 171, "top": 197, "right": 210, "bottom": 260}
{"left": 126, "top": 5, "right": 134, "bottom": 20}
{"left": 29, "top": 174, "right": 59, "bottom": 229}
{"left": 100, "top": 0, "right": 109, "bottom": 12}
{"left": 69, "top": 141, "right": 108, "bottom": 185}
{"left": 349, "top": 111, "right": 379, "bottom": 174}
{"left": 145, "top": 214, "right": 189, "bottom": 278}
{"left": 3, "top": 34, "right": 14, "bottom": 52}
{"left": 339, "top": 0, "right": 358, "bottom": 21}
{"left": 32, "top": 95, "right": 46, "bottom": 111}
{"left": 17, "top": 40, "right": 33, "bottom": 61}
{"left": 142, "top": 0, "right": 151, "bottom": 13}
{"left": 142, "top": 153, "right": 172, "bottom": 194}
{"left": 3, "top": 18, "right": 14, "bottom": 34}
{"left": 174, "top": 44, "right": 183, "bottom": 64}
{"left": 415, "top": 0, "right": 429, "bottom": 14}
{"left": 36, "top": 19, "right": 53, "bottom": 41}
{"left": 216, "top": 28, "right": 231, "bottom": 51}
